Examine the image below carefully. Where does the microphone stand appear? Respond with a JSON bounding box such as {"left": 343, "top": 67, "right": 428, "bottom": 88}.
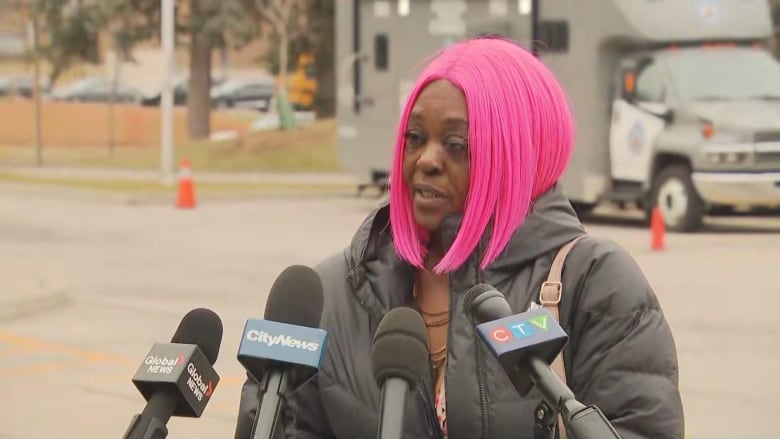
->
{"left": 121, "top": 389, "right": 178, "bottom": 439}
{"left": 251, "top": 371, "right": 289, "bottom": 439}
{"left": 526, "top": 357, "right": 622, "bottom": 439}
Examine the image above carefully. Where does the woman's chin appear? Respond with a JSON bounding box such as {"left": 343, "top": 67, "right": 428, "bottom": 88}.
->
{"left": 413, "top": 212, "right": 444, "bottom": 234}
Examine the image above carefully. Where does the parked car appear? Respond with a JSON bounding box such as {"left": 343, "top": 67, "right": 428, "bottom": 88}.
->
{"left": 0, "top": 75, "right": 51, "bottom": 98}
{"left": 210, "top": 77, "right": 275, "bottom": 111}
{"left": 140, "top": 76, "right": 227, "bottom": 107}
{"left": 48, "top": 76, "right": 142, "bottom": 104}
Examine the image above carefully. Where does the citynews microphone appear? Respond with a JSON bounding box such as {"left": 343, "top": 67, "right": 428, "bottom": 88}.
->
{"left": 122, "top": 308, "right": 223, "bottom": 439}
{"left": 370, "top": 307, "right": 430, "bottom": 439}
{"left": 237, "top": 265, "right": 327, "bottom": 439}
{"left": 465, "top": 285, "right": 622, "bottom": 439}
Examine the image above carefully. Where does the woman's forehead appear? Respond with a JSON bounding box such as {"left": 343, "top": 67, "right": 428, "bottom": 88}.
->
{"left": 409, "top": 80, "right": 468, "bottom": 124}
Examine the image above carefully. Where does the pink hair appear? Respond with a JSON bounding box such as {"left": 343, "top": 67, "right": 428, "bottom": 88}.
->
{"left": 389, "top": 36, "right": 575, "bottom": 273}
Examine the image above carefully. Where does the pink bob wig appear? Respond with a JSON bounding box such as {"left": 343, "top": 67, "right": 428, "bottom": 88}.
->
{"left": 389, "top": 36, "right": 575, "bottom": 273}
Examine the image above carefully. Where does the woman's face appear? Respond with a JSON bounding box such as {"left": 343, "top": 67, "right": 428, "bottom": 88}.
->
{"left": 402, "top": 80, "right": 470, "bottom": 233}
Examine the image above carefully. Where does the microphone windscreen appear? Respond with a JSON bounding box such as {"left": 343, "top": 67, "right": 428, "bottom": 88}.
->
{"left": 264, "top": 265, "right": 324, "bottom": 328}
{"left": 464, "top": 284, "right": 513, "bottom": 324}
{"left": 371, "top": 307, "right": 429, "bottom": 386}
{"left": 464, "top": 284, "right": 496, "bottom": 311}
{"left": 171, "top": 308, "right": 223, "bottom": 365}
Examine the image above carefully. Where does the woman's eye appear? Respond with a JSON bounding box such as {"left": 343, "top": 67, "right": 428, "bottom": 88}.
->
{"left": 445, "top": 138, "right": 468, "bottom": 152}
{"left": 404, "top": 131, "right": 424, "bottom": 147}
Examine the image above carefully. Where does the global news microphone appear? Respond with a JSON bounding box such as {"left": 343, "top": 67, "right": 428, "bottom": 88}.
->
{"left": 235, "top": 35, "right": 684, "bottom": 439}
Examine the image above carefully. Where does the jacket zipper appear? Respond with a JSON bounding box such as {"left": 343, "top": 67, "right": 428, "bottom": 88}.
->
{"left": 473, "top": 242, "right": 489, "bottom": 439}
{"left": 428, "top": 270, "right": 446, "bottom": 439}
{"left": 416, "top": 382, "right": 444, "bottom": 439}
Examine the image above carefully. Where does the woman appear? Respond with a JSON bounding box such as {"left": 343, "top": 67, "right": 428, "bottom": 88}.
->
{"left": 236, "top": 36, "right": 684, "bottom": 439}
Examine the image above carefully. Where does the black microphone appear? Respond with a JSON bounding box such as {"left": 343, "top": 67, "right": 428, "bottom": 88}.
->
{"left": 122, "top": 308, "right": 223, "bottom": 439}
{"left": 465, "top": 285, "right": 622, "bottom": 439}
{"left": 237, "top": 265, "right": 327, "bottom": 439}
{"left": 370, "top": 307, "right": 430, "bottom": 439}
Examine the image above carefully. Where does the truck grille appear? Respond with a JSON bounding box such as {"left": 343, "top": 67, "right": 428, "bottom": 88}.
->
{"left": 754, "top": 132, "right": 780, "bottom": 166}
{"left": 754, "top": 131, "right": 780, "bottom": 143}
{"left": 755, "top": 150, "right": 780, "bottom": 165}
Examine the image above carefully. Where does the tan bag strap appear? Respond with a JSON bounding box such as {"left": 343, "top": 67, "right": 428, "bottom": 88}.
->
{"left": 539, "top": 234, "right": 586, "bottom": 439}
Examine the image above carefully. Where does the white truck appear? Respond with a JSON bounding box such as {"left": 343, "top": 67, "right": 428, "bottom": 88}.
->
{"left": 335, "top": 0, "right": 780, "bottom": 231}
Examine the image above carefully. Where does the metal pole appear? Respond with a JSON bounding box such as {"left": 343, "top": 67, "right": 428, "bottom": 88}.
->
{"left": 352, "top": 0, "right": 361, "bottom": 114}
{"left": 530, "top": 0, "right": 540, "bottom": 56}
{"left": 33, "top": 18, "right": 42, "bottom": 167}
{"left": 160, "top": 0, "right": 175, "bottom": 184}
{"left": 25, "top": 0, "right": 43, "bottom": 166}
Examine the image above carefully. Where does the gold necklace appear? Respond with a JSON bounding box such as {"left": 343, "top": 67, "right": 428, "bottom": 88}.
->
{"left": 413, "top": 285, "right": 450, "bottom": 316}
{"left": 413, "top": 284, "right": 449, "bottom": 368}
{"left": 431, "top": 344, "right": 447, "bottom": 369}
{"left": 421, "top": 314, "right": 449, "bottom": 327}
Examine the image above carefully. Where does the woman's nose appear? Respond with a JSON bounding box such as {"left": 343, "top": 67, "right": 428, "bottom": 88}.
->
{"left": 416, "top": 143, "right": 443, "bottom": 176}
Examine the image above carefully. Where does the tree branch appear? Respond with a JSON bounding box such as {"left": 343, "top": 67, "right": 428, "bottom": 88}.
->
{"left": 254, "top": 0, "right": 281, "bottom": 27}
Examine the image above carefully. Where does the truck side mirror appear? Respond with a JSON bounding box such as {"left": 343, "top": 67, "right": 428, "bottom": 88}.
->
{"left": 622, "top": 69, "right": 636, "bottom": 102}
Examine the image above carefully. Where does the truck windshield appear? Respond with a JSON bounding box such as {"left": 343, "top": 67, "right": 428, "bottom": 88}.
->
{"left": 664, "top": 48, "right": 780, "bottom": 102}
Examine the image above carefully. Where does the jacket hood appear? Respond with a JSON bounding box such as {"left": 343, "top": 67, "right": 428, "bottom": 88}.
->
{"left": 344, "top": 185, "right": 586, "bottom": 314}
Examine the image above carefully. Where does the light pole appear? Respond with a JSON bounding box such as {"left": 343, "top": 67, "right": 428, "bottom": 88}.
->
{"left": 160, "top": 0, "right": 175, "bottom": 184}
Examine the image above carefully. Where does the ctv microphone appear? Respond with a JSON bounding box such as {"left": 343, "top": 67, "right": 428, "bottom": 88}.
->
{"left": 122, "top": 308, "right": 223, "bottom": 439}
{"left": 237, "top": 265, "right": 327, "bottom": 439}
{"left": 465, "top": 285, "right": 568, "bottom": 398}
{"left": 465, "top": 285, "right": 622, "bottom": 439}
{"left": 370, "top": 307, "right": 430, "bottom": 439}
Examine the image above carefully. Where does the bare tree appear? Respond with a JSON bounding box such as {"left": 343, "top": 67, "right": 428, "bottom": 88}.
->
{"left": 188, "top": 0, "right": 216, "bottom": 140}
{"left": 185, "top": 0, "right": 254, "bottom": 139}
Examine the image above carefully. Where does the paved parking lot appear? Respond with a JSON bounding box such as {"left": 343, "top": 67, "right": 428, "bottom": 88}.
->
{"left": 1, "top": 182, "right": 778, "bottom": 439}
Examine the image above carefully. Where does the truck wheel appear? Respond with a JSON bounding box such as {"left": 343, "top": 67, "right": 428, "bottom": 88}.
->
{"left": 650, "top": 165, "right": 704, "bottom": 232}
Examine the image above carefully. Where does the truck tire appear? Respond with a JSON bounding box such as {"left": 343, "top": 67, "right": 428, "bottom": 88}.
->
{"left": 649, "top": 165, "right": 705, "bottom": 232}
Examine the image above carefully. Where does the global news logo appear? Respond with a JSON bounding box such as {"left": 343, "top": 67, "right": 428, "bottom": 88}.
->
{"left": 185, "top": 362, "right": 213, "bottom": 402}
{"left": 144, "top": 352, "right": 186, "bottom": 375}
{"left": 489, "top": 314, "right": 549, "bottom": 343}
{"left": 245, "top": 329, "right": 320, "bottom": 352}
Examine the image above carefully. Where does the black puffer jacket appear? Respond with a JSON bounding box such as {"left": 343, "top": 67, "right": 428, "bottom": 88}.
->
{"left": 235, "top": 186, "right": 684, "bottom": 439}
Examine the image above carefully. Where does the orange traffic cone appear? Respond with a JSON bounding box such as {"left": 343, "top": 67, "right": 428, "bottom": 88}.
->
{"left": 176, "top": 159, "right": 196, "bottom": 209}
{"left": 651, "top": 206, "right": 665, "bottom": 251}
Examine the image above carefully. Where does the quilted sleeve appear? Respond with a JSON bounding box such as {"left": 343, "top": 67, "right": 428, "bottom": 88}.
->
{"left": 566, "top": 239, "right": 685, "bottom": 439}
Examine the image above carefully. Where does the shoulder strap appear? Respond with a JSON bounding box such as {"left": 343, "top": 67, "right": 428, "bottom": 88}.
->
{"left": 539, "top": 234, "right": 586, "bottom": 439}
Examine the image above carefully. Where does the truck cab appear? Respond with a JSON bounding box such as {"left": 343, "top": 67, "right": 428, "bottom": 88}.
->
{"left": 609, "top": 45, "right": 780, "bottom": 230}
{"left": 335, "top": 0, "right": 780, "bottom": 230}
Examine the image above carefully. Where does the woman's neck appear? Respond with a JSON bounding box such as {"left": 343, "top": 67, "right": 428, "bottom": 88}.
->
{"left": 415, "top": 231, "right": 451, "bottom": 384}
{"left": 416, "top": 231, "right": 449, "bottom": 310}
{"left": 425, "top": 231, "right": 445, "bottom": 270}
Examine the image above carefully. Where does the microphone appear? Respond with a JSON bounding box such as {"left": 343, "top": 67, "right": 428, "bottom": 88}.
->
{"left": 122, "top": 308, "right": 223, "bottom": 439}
{"left": 237, "top": 265, "right": 327, "bottom": 439}
{"left": 370, "top": 307, "right": 430, "bottom": 439}
{"left": 465, "top": 285, "right": 568, "bottom": 399}
{"left": 465, "top": 285, "right": 622, "bottom": 439}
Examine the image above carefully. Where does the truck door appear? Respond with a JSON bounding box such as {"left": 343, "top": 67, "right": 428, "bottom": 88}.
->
{"left": 336, "top": 1, "right": 400, "bottom": 189}
{"left": 609, "top": 58, "right": 668, "bottom": 184}
{"left": 357, "top": 2, "right": 397, "bottom": 185}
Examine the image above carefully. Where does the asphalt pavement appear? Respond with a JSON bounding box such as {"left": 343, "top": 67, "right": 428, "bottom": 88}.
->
{"left": 1, "top": 181, "right": 778, "bottom": 439}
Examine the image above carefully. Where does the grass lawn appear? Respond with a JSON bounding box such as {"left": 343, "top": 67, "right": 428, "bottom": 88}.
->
{"left": 0, "top": 117, "right": 352, "bottom": 196}
{"left": 0, "top": 118, "right": 341, "bottom": 173}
